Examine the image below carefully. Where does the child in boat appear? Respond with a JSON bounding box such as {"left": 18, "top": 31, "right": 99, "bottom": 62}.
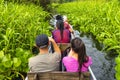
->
{"left": 62, "top": 37, "right": 92, "bottom": 72}
{"left": 52, "top": 20, "right": 71, "bottom": 43}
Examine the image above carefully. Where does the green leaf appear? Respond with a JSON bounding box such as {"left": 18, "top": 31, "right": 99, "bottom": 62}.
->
{"left": 2, "top": 55, "right": 13, "bottom": 68}
{"left": 0, "top": 51, "right": 4, "bottom": 59}
{"left": 115, "top": 73, "right": 120, "bottom": 80}
{"left": 107, "top": 46, "right": 120, "bottom": 51}
{"left": 2, "top": 61, "right": 13, "bottom": 68}
{"left": 2, "top": 56, "right": 8, "bottom": 62}
{"left": 115, "top": 57, "right": 120, "bottom": 64}
{"left": 13, "top": 57, "right": 21, "bottom": 67}
{"left": 0, "top": 75, "right": 5, "bottom": 80}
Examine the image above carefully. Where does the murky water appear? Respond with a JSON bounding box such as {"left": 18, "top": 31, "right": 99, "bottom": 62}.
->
{"left": 78, "top": 32, "right": 116, "bottom": 80}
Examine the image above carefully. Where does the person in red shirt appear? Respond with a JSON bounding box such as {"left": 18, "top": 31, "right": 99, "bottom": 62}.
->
{"left": 63, "top": 15, "right": 74, "bottom": 33}
{"left": 52, "top": 20, "right": 71, "bottom": 43}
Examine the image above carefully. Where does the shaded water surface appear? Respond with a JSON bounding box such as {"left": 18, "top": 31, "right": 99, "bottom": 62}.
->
{"left": 78, "top": 32, "right": 116, "bottom": 80}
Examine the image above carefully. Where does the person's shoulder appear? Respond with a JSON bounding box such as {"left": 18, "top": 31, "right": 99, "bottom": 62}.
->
{"left": 62, "top": 56, "right": 71, "bottom": 63}
{"left": 52, "top": 52, "right": 61, "bottom": 55}
{"left": 50, "top": 52, "right": 61, "bottom": 60}
{"left": 52, "top": 29, "right": 59, "bottom": 32}
{"left": 52, "top": 30, "right": 56, "bottom": 34}
{"left": 29, "top": 57, "right": 34, "bottom": 63}
{"left": 88, "top": 56, "right": 92, "bottom": 60}
{"left": 63, "top": 56, "right": 69, "bottom": 60}
{"left": 29, "top": 55, "right": 38, "bottom": 61}
{"left": 87, "top": 56, "right": 92, "bottom": 64}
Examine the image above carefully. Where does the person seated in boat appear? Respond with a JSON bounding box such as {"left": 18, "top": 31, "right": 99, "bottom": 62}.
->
{"left": 28, "top": 34, "right": 61, "bottom": 72}
{"left": 52, "top": 14, "right": 63, "bottom": 28}
{"left": 55, "top": 15, "right": 74, "bottom": 34}
{"left": 62, "top": 37, "right": 92, "bottom": 72}
{"left": 52, "top": 20, "right": 71, "bottom": 43}
{"left": 63, "top": 15, "right": 74, "bottom": 34}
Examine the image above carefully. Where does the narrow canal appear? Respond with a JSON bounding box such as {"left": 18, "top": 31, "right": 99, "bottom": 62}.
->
{"left": 75, "top": 30, "right": 116, "bottom": 80}
{"left": 50, "top": 15, "right": 116, "bottom": 80}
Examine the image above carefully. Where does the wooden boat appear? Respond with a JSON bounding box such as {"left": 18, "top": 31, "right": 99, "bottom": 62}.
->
{"left": 27, "top": 15, "right": 97, "bottom": 80}
{"left": 27, "top": 71, "right": 90, "bottom": 80}
{"left": 27, "top": 42, "right": 97, "bottom": 80}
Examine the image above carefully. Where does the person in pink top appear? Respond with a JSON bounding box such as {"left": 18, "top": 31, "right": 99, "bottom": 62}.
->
{"left": 62, "top": 37, "right": 92, "bottom": 72}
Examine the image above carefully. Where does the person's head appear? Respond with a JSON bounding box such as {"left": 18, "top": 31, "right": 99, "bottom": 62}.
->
{"left": 71, "top": 37, "right": 88, "bottom": 71}
{"left": 35, "top": 34, "right": 49, "bottom": 49}
{"left": 56, "top": 15, "right": 63, "bottom": 20}
{"left": 56, "top": 20, "right": 64, "bottom": 29}
{"left": 56, "top": 20, "right": 64, "bottom": 39}
{"left": 63, "top": 15, "right": 67, "bottom": 22}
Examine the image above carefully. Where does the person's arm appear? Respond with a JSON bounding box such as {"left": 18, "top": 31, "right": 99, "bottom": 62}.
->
{"left": 49, "top": 37, "right": 61, "bottom": 54}
{"left": 69, "top": 28, "right": 74, "bottom": 33}
{"left": 65, "top": 22, "right": 74, "bottom": 34}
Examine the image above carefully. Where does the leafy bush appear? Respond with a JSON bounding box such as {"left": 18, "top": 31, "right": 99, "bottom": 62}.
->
{"left": 115, "top": 54, "right": 120, "bottom": 80}
{"left": 0, "top": 0, "right": 50, "bottom": 79}
{"left": 57, "top": 0, "right": 120, "bottom": 54}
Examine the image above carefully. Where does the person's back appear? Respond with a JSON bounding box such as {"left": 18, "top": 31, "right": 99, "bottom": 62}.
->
{"left": 62, "top": 56, "right": 92, "bottom": 72}
{"left": 52, "top": 20, "right": 71, "bottom": 43}
{"left": 62, "top": 37, "right": 92, "bottom": 72}
{"left": 29, "top": 34, "right": 61, "bottom": 72}
{"left": 29, "top": 52, "right": 61, "bottom": 72}
{"left": 52, "top": 29, "right": 71, "bottom": 43}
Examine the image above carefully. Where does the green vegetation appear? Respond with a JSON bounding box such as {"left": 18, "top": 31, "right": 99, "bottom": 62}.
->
{"left": 56, "top": 0, "right": 120, "bottom": 80}
{"left": 0, "top": 0, "right": 50, "bottom": 79}
{"left": 0, "top": 0, "right": 120, "bottom": 79}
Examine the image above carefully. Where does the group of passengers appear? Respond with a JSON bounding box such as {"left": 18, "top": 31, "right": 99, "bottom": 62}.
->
{"left": 28, "top": 15, "right": 92, "bottom": 74}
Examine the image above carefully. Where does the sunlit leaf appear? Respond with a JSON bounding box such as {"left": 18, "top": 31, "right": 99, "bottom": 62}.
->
{"left": 0, "top": 51, "right": 4, "bottom": 58}
{"left": 13, "top": 57, "right": 21, "bottom": 67}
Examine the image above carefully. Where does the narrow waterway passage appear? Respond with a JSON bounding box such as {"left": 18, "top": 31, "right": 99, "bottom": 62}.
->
{"left": 50, "top": 15, "right": 116, "bottom": 80}
{"left": 76, "top": 31, "right": 116, "bottom": 80}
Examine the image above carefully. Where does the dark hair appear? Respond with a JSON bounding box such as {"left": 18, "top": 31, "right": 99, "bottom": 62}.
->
{"left": 36, "top": 34, "right": 49, "bottom": 48}
{"left": 56, "top": 15, "right": 63, "bottom": 20}
{"left": 56, "top": 20, "right": 64, "bottom": 40}
{"left": 71, "top": 37, "right": 88, "bottom": 72}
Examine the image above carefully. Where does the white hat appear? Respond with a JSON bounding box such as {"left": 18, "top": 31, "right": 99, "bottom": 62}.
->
{"left": 63, "top": 15, "right": 67, "bottom": 22}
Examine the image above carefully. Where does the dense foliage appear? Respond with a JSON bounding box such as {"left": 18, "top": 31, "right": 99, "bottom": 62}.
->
{"left": 3, "top": 0, "right": 52, "bottom": 12}
{"left": 56, "top": 0, "right": 120, "bottom": 80}
{"left": 0, "top": 0, "right": 50, "bottom": 79}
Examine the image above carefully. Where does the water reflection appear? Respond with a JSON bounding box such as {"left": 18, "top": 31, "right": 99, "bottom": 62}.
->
{"left": 79, "top": 32, "right": 116, "bottom": 80}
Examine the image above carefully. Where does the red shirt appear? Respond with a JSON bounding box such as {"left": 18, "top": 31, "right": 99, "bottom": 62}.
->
{"left": 64, "top": 22, "right": 71, "bottom": 29}
{"left": 52, "top": 29, "right": 71, "bottom": 43}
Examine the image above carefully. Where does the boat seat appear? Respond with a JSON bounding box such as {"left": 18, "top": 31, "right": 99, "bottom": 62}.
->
{"left": 27, "top": 71, "right": 90, "bottom": 80}
{"left": 57, "top": 43, "right": 71, "bottom": 52}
